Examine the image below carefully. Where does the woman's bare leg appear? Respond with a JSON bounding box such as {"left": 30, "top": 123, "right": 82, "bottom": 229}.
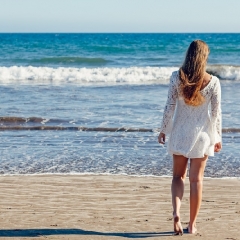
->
{"left": 188, "top": 155, "right": 208, "bottom": 234}
{"left": 172, "top": 154, "right": 188, "bottom": 235}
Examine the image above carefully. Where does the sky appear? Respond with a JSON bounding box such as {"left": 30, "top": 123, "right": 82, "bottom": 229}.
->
{"left": 0, "top": 0, "right": 239, "bottom": 33}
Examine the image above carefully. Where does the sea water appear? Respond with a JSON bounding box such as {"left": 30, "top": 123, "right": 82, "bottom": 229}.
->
{"left": 0, "top": 33, "right": 240, "bottom": 177}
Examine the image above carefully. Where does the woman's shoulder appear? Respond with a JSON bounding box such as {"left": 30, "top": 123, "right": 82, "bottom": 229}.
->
{"left": 211, "top": 74, "right": 220, "bottom": 81}
{"left": 171, "top": 70, "right": 179, "bottom": 78}
{"left": 210, "top": 75, "right": 221, "bottom": 88}
{"left": 201, "top": 75, "right": 220, "bottom": 94}
{"left": 170, "top": 70, "right": 180, "bottom": 83}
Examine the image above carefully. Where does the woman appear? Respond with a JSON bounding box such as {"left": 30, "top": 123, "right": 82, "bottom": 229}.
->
{"left": 158, "top": 40, "right": 222, "bottom": 235}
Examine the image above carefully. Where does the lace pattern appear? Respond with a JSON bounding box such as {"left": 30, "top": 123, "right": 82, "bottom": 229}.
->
{"left": 160, "top": 71, "right": 222, "bottom": 158}
{"left": 159, "top": 72, "right": 178, "bottom": 134}
{"left": 210, "top": 79, "right": 222, "bottom": 142}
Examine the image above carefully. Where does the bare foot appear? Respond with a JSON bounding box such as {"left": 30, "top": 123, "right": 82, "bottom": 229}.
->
{"left": 173, "top": 214, "right": 183, "bottom": 235}
{"left": 187, "top": 224, "right": 197, "bottom": 234}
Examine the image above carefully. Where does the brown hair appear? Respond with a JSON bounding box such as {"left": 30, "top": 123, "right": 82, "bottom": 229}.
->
{"left": 179, "top": 40, "right": 209, "bottom": 106}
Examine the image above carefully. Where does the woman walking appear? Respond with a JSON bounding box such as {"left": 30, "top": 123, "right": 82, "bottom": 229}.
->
{"left": 158, "top": 40, "right": 222, "bottom": 235}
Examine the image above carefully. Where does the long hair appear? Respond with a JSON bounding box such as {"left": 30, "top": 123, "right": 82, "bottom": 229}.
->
{"left": 179, "top": 40, "right": 209, "bottom": 106}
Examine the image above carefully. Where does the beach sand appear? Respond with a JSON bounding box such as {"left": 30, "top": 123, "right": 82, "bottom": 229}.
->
{"left": 0, "top": 175, "right": 239, "bottom": 240}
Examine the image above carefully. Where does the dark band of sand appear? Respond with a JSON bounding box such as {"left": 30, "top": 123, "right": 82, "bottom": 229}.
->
{"left": 0, "top": 175, "right": 239, "bottom": 239}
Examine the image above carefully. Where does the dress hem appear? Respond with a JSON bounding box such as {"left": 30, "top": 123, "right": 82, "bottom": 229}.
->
{"left": 168, "top": 150, "right": 214, "bottom": 159}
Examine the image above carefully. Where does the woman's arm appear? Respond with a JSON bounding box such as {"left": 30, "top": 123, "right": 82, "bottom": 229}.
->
{"left": 211, "top": 78, "right": 222, "bottom": 151}
{"left": 158, "top": 72, "right": 178, "bottom": 144}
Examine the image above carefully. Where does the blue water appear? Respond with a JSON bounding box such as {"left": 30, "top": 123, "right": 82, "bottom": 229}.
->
{"left": 1, "top": 33, "right": 240, "bottom": 67}
{"left": 0, "top": 33, "right": 240, "bottom": 177}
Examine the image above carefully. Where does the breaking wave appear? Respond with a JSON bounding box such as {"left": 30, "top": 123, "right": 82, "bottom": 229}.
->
{"left": 0, "top": 65, "right": 239, "bottom": 85}
{"left": 0, "top": 117, "right": 238, "bottom": 133}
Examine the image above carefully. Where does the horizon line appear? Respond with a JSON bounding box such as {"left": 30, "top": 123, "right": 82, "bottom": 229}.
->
{"left": 0, "top": 32, "right": 240, "bottom": 34}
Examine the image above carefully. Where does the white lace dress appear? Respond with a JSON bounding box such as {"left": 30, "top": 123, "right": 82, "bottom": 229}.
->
{"left": 160, "top": 71, "right": 222, "bottom": 158}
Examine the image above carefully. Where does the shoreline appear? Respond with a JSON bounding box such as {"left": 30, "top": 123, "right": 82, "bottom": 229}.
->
{"left": 0, "top": 172, "right": 240, "bottom": 180}
{"left": 0, "top": 174, "right": 240, "bottom": 239}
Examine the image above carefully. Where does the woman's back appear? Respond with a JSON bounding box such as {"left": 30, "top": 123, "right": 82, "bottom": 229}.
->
{"left": 160, "top": 71, "right": 221, "bottom": 158}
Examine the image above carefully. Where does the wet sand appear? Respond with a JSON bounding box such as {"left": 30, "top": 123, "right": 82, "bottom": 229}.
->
{"left": 0, "top": 174, "right": 240, "bottom": 239}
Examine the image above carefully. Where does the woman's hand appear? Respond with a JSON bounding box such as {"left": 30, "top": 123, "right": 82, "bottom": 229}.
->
{"left": 214, "top": 142, "right": 222, "bottom": 152}
{"left": 158, "top": 132, "right": 166, "bottom": 144}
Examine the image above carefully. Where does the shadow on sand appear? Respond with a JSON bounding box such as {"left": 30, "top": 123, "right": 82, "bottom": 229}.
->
{"left": 0, "top": 228, "right": 176, "bottom": 238}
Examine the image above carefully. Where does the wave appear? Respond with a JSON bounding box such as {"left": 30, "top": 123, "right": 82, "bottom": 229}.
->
{"left": 0, "top": 116, "right": 239, "bottom": 133}
{"left": 0, "top": 117, "right": 69, "bottom": 125}
{"left": 0, "top": 126, "right": 154, "bottom": 132}
{"left": 0, "top": 126, "right": 239, "bottom": 133}
{"left": 0, "top": 66, "right": 177, "bottom": 84}
{"left": 207, "top": 65, "right": 240, "bottom": 81}
{"left": 0, "top": 65, "right": 239, "bottom": 85}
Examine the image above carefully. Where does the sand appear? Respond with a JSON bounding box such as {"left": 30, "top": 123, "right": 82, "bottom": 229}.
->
{"left": 0, "top": 174, "right": 239, "bottom": 240}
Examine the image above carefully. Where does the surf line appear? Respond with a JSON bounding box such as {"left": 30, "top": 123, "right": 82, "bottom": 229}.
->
{"left": 0, "top": 126, "right": 238, "bottom": 133}
{"left": 0, "top": 126, "right": 154, "bottom": 132}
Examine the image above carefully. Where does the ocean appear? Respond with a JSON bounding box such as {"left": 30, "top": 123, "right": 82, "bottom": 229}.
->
{"left": 0, "top": 33, "right": 240, "bottom": 177}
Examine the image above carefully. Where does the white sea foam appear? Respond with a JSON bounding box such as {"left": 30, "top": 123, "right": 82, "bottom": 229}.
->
{"left": 0, "top": 65, "right": 239, "bottom": 85}
{"left": 207, "top": 65, "right": 240, "bottom": 81}
{"left": 0, "top": 66, "right": 177, "bottom": 85}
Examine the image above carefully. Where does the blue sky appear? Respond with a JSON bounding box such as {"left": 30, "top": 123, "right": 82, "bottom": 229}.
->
{"left": 1, "top": 0, "right": 239, "bottom": 33}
